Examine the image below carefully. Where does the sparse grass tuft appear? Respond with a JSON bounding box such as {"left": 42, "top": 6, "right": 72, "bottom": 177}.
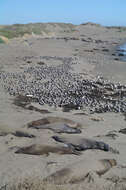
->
{"left": 4, "top": 175, "right": 126, "bottom": 190}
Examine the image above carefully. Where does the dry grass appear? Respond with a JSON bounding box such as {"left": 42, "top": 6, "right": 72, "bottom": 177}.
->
{"left": 2, "top": 175, "right": 126, "bottom": 190}
{"left": 0, "top": 37, "right": 5, "bottom": 43}
{"left": 0, "top": 23, "right": 76, "bottom": 39}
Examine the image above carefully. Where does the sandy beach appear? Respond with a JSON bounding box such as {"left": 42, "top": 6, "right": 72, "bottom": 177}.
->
{"left": 0, "top": 23, "right": 126, "bottom": 189}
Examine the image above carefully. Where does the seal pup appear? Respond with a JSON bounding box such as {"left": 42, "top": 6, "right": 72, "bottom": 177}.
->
{"left": 52, "top": 135, "right": 109, "bottom": 152}
{"left": 44, "top": 159, "right": 117, "bottom": 184}
{"left": 15, "top": 144, "right": 80, "bottom": 156}
{"left": 0, "top": 125, "right": 35, "bottom": 138}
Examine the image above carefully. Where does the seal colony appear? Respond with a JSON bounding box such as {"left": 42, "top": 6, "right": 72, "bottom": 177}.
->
{"left": 1, "top": 23, "right": 126, "bottom": 189}
{"left": 0, "top": 56, "right": 126, "bottom": 114}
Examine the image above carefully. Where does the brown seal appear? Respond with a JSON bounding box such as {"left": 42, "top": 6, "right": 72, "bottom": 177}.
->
{"left": 44, "top": 159, "right": 117, "bottom": 184}
{"left": 28, "top": 122, "right": 81, "bottom": 134}
{"left": 27, "top": 116, "right": 81, "bottom": 128}
{"left": 15, "top": 144, "right": 80, "bottom": 156}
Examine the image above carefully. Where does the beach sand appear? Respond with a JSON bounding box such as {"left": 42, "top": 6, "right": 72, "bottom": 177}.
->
{"left": 0, "top": 23, "right": 126, "bottom": 189}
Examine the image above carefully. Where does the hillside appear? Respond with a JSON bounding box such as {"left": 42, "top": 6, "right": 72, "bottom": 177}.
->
{"left": 0, "top": 23, "right": 76, "bottom": 39}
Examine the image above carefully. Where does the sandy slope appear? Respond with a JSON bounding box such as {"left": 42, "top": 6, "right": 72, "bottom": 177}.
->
{"left": 0, "top": 23, "right": 126, "bottom": 189}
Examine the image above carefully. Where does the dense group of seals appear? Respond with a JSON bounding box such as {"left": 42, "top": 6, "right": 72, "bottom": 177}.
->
{"left": 0, "top": 56, "right": 126, "bottom": 113}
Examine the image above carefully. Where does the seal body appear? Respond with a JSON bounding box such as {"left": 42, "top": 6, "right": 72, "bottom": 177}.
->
{"left": 44, "top": 159, "right": 117, "bottom": 184}
{"left": 27, "top": 117, "right": 81, "bottom": 134}
{"left": 28, "top": 117, "right": 81, "bottom": 128}
{"left": 52, "top": 135, "right": 109, "bottom": 152}
{"left": 15, "top": 144, "right": 80, "bottom": 156}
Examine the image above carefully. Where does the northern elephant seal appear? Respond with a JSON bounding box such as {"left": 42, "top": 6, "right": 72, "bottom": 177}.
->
{"left": 0, "top": 125, "right": 35, "bottom": 138}
{"left": 27, "top": 116, "right": 81, "bottom": 128}
{"left": 27, "top": 117, "right": 81, "bottom": 134}
{"left": 15, "top": 144, "right": 80, "bottom": 156}
{"left": 28, "top": 122, "right": 81, "bottom": 134}
{"left": 52, "top": 135, "right": 109, "bottom": 152}
{"left": 44, "top": 159, "right": 117, "bottom": 184}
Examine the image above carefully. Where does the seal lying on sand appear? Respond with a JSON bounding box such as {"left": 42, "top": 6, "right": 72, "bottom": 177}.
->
{"left": 14, "top": 95, "right": 51, "bottom": 114}
{"left": 27, "top": 116, "right": 81, "bottom": 128}
{"left": 52, "top": 135, "right": 109, "bottom": 151}
{"left": 52, "top": 135, "right": 119, "bottom": 153}
{"left": 15, "top": 144, "right": 80, "bottom": 156}
{"left": 44, "top": 159, "right": 117, "bottom": 184}
{"left": 28, "top": 122, "right": 81, "bottom": 134}
{"left": 0, "top": 125, "right": 35, "bottom": 138}
{"left": 27, "top": 117, "right": 81, "bottom": 134}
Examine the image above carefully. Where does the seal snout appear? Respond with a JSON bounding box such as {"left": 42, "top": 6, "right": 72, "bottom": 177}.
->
{"left": 97, "top": 141, "right": 109, "bottom": 151}
{"left": 15, "top": 147, "right": 26, "bottom": 154}
{"left": 52, "top": 136, "right": 60, "bottom": 142}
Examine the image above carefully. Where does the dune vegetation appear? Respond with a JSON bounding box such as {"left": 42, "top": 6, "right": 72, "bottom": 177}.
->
{"left": 0, "top": 23, "right": 76, "bottom": 39}
{"left": 0, "top": 37, "right": 5, "bottom": 43}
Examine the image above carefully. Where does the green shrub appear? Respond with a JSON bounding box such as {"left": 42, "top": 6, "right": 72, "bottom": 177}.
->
{"left": 0, "top": 37, "right": 4, "bottom": 43}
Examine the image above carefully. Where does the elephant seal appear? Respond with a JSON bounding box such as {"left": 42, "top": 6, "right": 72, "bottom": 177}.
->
{"left": 27, "top": 116, "right": 81, "bottom": 128}
{"left": 44, "top": 159, "right": 117, "bottom": 184}
{"left": 0, "top": 125, "right": 35, "bottom": 138}
{"left": 28, "top": 122, "right": 81, "bottom": 134}
{"left": 52, "top": 135, "right": 109, "bottom": 152}
{"left": 15, "top": 144, "right": 80, "bottom": 156}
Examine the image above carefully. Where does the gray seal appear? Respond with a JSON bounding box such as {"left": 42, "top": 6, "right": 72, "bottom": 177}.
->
{"left": 52, "top": 135, "right": 110, "bottom": 152}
